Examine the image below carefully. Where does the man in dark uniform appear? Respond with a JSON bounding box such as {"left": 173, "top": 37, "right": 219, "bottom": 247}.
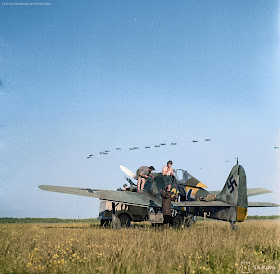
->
{"left": 161, "top": 184, "right": 177, "bottom": 229}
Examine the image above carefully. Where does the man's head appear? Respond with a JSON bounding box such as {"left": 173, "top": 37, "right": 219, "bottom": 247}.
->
{"left": 148, "top": 166, "right": 155, "bottom": 171}
{"left": 167, "top": 160, "right": 173, "bottom": 168}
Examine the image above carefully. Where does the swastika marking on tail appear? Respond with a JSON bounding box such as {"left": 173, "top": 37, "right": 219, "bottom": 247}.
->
{"left": 226, "top": 175, "right": 237, "bottom": 194}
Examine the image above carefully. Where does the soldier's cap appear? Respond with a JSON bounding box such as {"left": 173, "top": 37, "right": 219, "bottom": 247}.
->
{"left": 149, "top": 166, "right": 155, "bottom": 171}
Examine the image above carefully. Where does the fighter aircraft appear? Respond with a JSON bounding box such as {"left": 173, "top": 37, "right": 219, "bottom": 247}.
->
{"left": 38, "top": 161, "right": 279, "bottom": 229}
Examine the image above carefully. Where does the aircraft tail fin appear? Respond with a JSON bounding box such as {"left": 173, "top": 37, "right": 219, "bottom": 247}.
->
{"left": 215, "top": 162, "right": 248, "bottom": 222}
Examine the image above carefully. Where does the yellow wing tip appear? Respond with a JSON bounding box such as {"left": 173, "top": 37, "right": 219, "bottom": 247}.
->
{"left": 196, "top": 182, "right": 208, "bottom": 188}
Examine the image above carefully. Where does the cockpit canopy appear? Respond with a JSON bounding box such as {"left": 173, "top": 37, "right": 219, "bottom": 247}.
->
{"left": 174, "top": 169, "right": 192, "bottom": 184}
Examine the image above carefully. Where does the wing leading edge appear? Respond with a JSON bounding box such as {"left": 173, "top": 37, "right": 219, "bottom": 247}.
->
{"left": 172, "top": 201, "right": 279, "bottom": 207}
{"left": 38, "top": 185, "right": 161, "bottom": 208}
{"left": 172, "top": 201, "right": 231, "bottom": 207}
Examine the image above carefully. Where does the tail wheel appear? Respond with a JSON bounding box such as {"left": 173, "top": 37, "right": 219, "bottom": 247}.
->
{"left": 172, "top": 215, "right": 184, "bottom": 228}
{"left": 118, "top": 214, "right": 131, "bottom": 227}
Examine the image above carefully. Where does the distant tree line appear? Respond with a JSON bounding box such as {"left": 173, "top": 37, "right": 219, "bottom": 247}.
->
{"left": 0, "top": 215, "right": 279, "bottom": 223}
{"left": 0, "top": 218, "right": 100, "bottom": 223}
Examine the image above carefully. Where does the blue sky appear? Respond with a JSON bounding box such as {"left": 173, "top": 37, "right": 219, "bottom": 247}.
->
{"left": 0, "top": 0, "right": 279, "bottom": 218}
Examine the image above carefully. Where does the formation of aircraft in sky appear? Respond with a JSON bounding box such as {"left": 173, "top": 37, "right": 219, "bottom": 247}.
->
{"left": 86, "top": 139, "right": 211, "bottom": 159}
{"left": 86, "top": 138, "right": 279, "bottom": 159}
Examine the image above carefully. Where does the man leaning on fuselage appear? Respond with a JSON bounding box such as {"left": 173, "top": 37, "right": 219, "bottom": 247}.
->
{"left": 137, "top": 166, "right": 155, "bottom": 193}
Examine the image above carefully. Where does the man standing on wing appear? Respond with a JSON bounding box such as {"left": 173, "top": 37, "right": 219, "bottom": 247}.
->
{"left": 162, "top": 160, "right": 175, "bottom": 186}
{"left": 162, "top": 160, "right": 174, "bottom": 176}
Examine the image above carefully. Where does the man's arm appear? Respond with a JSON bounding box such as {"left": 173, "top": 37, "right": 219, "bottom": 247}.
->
{"left": 140, "top": 173, "right": 148, "bottom": 178}
{"left": 139, "top": 169, "right": 148, "bottom": 178}
{"left": 161, "top": 190, "right": 168, "bottom": 199}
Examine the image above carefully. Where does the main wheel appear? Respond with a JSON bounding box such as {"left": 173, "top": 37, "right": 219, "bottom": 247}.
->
{"left": 172, "top": 215, "right": 184, "bottom": 229}
{"left": 118, "top": 214, "right": 131, "bottom": 227}
{"left": 184, "top": 216, "right": 193, "bottom": 228}
{"left": 100, "top": 219, "right": 110, "bottom": 227}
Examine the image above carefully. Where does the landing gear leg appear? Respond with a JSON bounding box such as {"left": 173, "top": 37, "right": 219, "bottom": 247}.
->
{"left": 111, "top": 202, "right": 121, "bottom": 229}
{"left": 112, "top": 202, "right": 117, "bottom": 229}
{"left": 230, "top": 221, "right": 238, "bottom": 230}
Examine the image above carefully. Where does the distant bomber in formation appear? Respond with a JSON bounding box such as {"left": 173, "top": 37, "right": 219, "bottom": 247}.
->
{"left": 39, "top": 160, "right": 279, "bottom": 229}
{"left": 88, "top": 138, "right": 212, "bottom": 157}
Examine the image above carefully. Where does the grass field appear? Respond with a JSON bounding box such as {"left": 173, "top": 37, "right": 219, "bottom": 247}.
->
{"left": 0, "top": 220, "right": 279, "bottom": 273}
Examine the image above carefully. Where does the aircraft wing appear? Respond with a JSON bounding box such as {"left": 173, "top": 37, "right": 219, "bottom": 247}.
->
{"left": 172, "top": 201, "right": 231, "bottom": 207}
{"left": 209, "top": 188, "right": 272, "bottom": 197}
{"left": 38, "top": 185, "right": 161, "bottom": 207}
{"left": 248, "top": 202, "right": 279, "bottom": 207}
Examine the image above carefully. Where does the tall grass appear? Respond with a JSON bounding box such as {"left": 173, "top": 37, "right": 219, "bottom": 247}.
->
{"left": 0, "top": 220, "right": 279, "bottom": 273}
